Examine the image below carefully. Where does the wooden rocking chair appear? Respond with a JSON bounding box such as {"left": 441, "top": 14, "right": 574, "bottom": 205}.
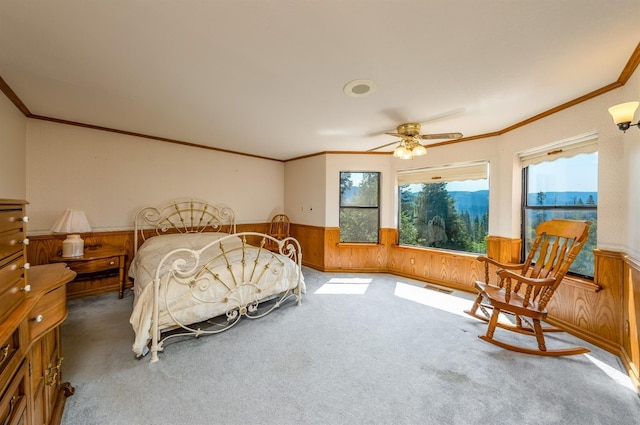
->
{"left": 464, "top": 219, "right": 591, "bottom": 356}
{"left": 265, "top": 213, "right": 290, "bottom": 252}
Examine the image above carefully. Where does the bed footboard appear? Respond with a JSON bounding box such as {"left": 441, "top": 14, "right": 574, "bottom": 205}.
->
{"left": 148, "top": 232, "right": 303, "bottom": 362}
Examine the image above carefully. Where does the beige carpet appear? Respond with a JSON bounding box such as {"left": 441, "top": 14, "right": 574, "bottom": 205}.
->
{"left": 60, "top": 267, "right": 640, "bottom": 425}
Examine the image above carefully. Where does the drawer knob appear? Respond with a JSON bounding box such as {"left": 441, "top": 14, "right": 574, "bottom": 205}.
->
{"left": 109, "top": 261, "right": 115, "bottom": 265}
{"left": 32, "top": 314, "right": 43, "bottom": 323}
{"left": 23, "top": 262, "right": 30, "bottom": 270}
{"left": 22, "top": 284, "right": 31, "bottom": 292}
{"left": 20, "top": 216, "right": 29, "bottom": 223}
{"left": 21, "top": 238, "right": 29, "bottom": 245}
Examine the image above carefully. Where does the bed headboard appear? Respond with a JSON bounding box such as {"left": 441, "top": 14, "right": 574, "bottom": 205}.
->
{"left": 133, "top": 200, "right": 236, "bottom": 253}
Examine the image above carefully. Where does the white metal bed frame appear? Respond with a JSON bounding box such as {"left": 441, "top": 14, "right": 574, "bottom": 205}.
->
{"left": 132, "top": 200, "right": 303, "bottom": 362}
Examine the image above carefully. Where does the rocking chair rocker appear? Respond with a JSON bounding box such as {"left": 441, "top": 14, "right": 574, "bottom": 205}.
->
{"left": 464, "top": 219, "right": 591, "bottom": 356}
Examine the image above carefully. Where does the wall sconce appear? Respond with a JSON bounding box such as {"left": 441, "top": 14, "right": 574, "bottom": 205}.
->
{"left": 51, "top": 209, "right": 91, "bottom": 257}
{"left": 608, "top": 101, "right": 639, "bottom": 132}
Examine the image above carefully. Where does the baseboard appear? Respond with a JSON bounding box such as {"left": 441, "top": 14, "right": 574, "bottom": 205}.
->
{"left": 545, "top": 316, "right": 621, "bottom": 355}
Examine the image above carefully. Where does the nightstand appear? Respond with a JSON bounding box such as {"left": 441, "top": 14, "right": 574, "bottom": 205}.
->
{"left": 49, "top": 245, "right": 127, "bottom": 299}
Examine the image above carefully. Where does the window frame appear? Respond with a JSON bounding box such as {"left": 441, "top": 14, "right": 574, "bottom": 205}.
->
{"left": 397, "top": 161, "right": 490, "bottom": 255}
{"left": 339, "top": 171, "right": 381, "bottom": 244}
{"left": 520, "top": 139, "right": 598, "bottom": 280}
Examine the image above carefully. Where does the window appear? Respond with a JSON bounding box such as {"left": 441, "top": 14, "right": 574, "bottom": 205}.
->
{"left": 520, "top": 135, "right": 598, "bottom": 278}
{"left": 398, "top": 162, "right": 489, "bottom": 254}
{"left": 339, "top": 172, "right": 380, "bottom": 243}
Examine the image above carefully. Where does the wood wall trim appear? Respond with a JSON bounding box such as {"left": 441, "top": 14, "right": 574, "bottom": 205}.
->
{"left": 624, "top": 253, "right": 640, "bottom": 270}
{"left": 2, "top": 43, "right": 639, "bottom": 162}
{"left": 0, "top": 75, "right": 31, "bottom": 116}
{"left": 30, "top": 114, "right": 282, "bottom": 162}
{"left": 617, "top": 41, "right": 640, "bottom": 83}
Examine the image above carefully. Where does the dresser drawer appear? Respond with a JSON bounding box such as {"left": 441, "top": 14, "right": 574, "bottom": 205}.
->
{"left": 28, "top": 286, "right": 67, "bottom": 342}
{"left": 0, "top": 229, "right": 26, "bottom": 266}
{"left": 0, "top": 255, "right": 27, "bottom": 323}
{"left": 0, "top": 325, "right": 22, "bottom": 401}
{"left": 0, "top": 209, "right": 25, "bottom": 235}
{"left": 67, "top": 256, "right": 120, "bottom": 274}
{"left": 0, "top": 361, "right": 27, "bottom": 425}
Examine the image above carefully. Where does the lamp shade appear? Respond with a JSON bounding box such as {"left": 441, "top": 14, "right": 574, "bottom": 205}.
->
{"left": 51, "top": 209, "right": 91, "bottom": 233}
{"left": 608, "top": 101, "right": 639, "bottom": 125}
{"left": 412, "top": 144, "right": 427, "bottom": 156}
{"left": 393, "top": 145, "right": 409, "bottom": 158}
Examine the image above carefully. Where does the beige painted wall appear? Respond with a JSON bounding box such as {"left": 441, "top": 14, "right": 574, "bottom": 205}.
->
{"left": 285, "top": 65, "right": 639, "bottom": 260}
{"left": 621, "top": 68, "right": 640, "bottom": 259}
{"left": 496, "top": 87, "right": 625, "bottom": 249}
{"left": 0, "top": 92, "right": 26, "bottom": 199}
{"left": 25, "top": 120, "right": 285, "bottom": 233}
{"left": 284, "top": 154, "right": 326, "bottom": 227}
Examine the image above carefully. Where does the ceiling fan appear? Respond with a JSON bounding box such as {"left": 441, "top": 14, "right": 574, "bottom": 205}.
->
{"left": 369, "top": 122, "right": 463, "bottom": 159}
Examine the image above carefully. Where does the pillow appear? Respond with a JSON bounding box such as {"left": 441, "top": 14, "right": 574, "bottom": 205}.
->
{"left": 130, "top": 232, "right": 243, "bottom": 279}
{"left": 136, "top": 232, "right": 236, "bottom": 254}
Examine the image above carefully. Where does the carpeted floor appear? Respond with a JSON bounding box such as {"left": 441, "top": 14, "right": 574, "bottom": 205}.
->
{"left": 60, "top": 267, "right": 640, "bottom": 424}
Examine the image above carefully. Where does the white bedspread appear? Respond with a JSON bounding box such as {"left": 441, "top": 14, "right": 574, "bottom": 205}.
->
{"left": 129, "top": 233, "right": 304, "bottom": 356}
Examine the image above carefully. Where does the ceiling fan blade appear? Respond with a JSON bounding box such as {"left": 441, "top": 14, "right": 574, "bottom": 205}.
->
{"left": 384, "top": 132, "right": 411, "bottom": 139}
{"left": 380, "top": 107, "right": 411, "bottom": 124}
{"left": 367, "top": 140, "right": 401, "bottom": 152}
{"left": 418, "top": 107, "right": 466, "bottom": 125}
{"left": 420, "top": 132, "right": 463, "bottom": 140}
{"left": 370, "top": 107, "right": 466, "bottom": 137}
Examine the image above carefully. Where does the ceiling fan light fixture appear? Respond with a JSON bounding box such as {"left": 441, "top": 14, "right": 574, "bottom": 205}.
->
{"left": 393, "top": 145, "right": 408, "bottom": 158}
{"left": 374, "top": 121, "right": 462, "bottom": 158}
{"left": 393, "top": 140, "right": 426, "bottom": 160}
{"left": 412, "top": 144, "right": 427, "bottom": 156}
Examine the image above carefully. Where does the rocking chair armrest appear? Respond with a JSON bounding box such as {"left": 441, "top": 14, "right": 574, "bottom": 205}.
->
{"left": 496, "top": 269, "right": 556, "bottom": 287}
{"left": 476, "top": 255, "right": 525, "bottom": 271}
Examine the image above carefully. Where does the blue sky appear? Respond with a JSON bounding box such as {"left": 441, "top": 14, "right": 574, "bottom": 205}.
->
{"left": 409, "top": 152, "right": 597, "bottom": 193}
{"left": 527, "top": 153, "right": 598, "bottom": 193}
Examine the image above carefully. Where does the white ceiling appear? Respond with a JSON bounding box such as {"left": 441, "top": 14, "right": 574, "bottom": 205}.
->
{"left": 1, "top": 1, "right": 639, "bottom": 161}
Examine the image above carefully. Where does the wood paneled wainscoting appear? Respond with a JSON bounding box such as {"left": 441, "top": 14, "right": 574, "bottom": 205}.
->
{"left": 26, "top": 223, "right": 268, "bottom": 299}
{"left": 27, "top": 225, "right": 640, "bottom": 391}
{"left": 28, "top": 231, "right": 136, "bottom": 299}
{"left": 623, "top": 255, "right": 640, "bottom": 391}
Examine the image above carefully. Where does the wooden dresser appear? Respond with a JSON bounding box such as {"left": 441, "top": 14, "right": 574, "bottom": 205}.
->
{"left": 1, "top": 199, "right": 76, "bottom": 425}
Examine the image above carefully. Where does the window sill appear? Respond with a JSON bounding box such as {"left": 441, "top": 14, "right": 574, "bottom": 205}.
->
{"left": 562, "top": 275, "right": 601, "bottom": 292}
{"left": 392, "top": 244, "right": 480, "bottom": 259}
{"left": 336, "top": 243, "right": 383, "bottom": 248}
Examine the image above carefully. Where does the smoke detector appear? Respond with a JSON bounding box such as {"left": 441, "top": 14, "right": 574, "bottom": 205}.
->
{"left": 343, "top": 79, "right": 377, "bottom": 98}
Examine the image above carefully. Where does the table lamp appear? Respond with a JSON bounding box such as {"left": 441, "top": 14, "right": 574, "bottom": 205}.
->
{"left": 51, "top": 209, "right": 91, "bottom": 257}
